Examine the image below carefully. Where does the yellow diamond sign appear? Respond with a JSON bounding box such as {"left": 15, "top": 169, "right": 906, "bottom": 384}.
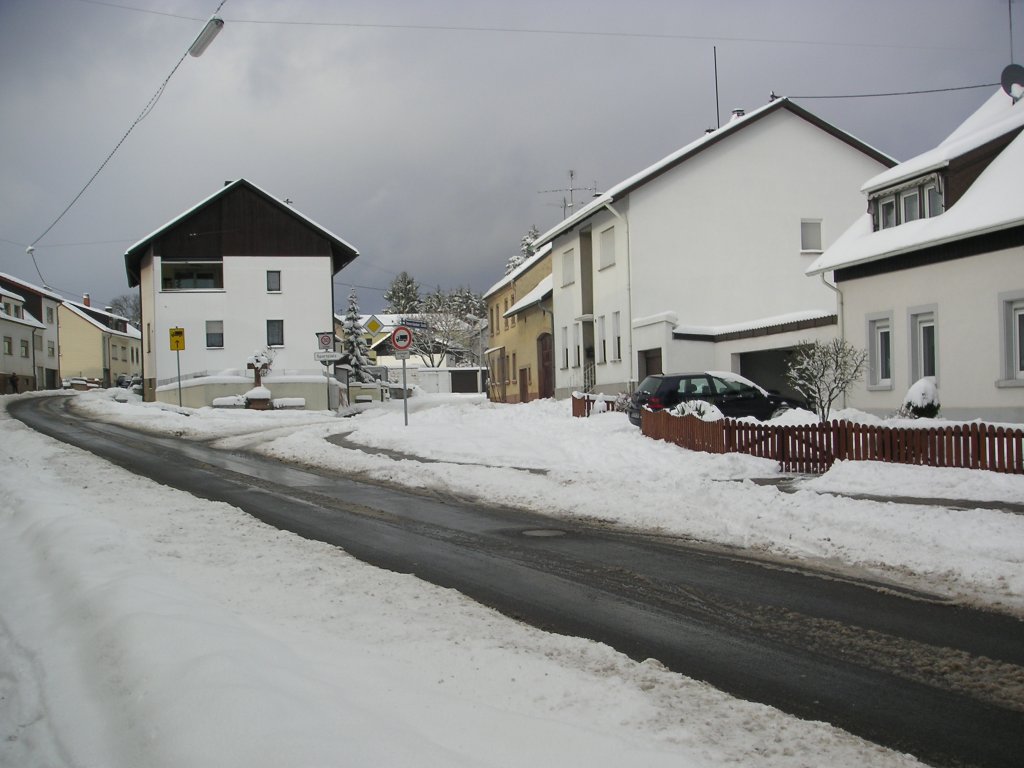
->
{"left": 364, "top": 315, "right": 383, "bottom": 335}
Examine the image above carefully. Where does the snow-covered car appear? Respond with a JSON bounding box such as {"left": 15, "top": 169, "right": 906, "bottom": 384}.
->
{"left": 626, "top": 371, "right": 805, "bottom": 426}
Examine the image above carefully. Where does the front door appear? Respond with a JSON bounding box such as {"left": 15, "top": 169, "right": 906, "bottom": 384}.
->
{"left": 537, "top": 334, "right": 554, "bottom": 398}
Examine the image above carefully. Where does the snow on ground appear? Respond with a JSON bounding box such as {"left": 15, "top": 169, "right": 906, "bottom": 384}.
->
{"left": 3, "top": 389, "right": 1022, "bottom": 767}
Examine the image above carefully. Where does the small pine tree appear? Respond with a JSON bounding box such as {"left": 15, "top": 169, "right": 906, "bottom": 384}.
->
{"left": 340, "top": 289, "right": 374, "bottom": 383}
{"left": 506, "top": 225, "right": 540, "bottom": 275}
{"left": 383, "top": 272, "right": 421, "bottom": 313}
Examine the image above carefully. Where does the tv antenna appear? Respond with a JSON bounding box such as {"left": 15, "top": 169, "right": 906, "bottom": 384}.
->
{"left": 538, "top": 170, "right": 598, "bottom": 219}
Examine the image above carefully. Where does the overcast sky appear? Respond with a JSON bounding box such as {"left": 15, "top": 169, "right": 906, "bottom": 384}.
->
{"left": 1, "top": 0, "right": 1020, "bottom": 314}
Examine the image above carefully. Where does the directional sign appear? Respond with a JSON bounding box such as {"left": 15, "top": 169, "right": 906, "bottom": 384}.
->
{"left": 314, "top": 351, "right": 343, "bottom": 362}
{"left": 316, "top": 331, "right": 334, "bottom": 350}
{"left": 169, "top": 327, "right": 185, "bottom": 351}
{"left": 391, "top": 325, "right": 413, "bottom": 351}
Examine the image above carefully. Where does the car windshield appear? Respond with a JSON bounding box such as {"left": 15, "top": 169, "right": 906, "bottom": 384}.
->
{"left": 635, "top": 376, "right": 664, "bottom": 395}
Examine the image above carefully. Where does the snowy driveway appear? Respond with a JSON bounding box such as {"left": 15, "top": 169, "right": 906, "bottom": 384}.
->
{"left": 9, "top": 393, "right": 1024, "bottom": 768}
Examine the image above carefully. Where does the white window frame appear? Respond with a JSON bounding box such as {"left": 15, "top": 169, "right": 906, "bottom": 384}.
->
{"left": 611, "top": 311, "right": 622, "bottom": 361}
{"left": 908, "top": 306, "right": 937, "bottom": 382}
{"left": 561, "top": 248, "right": 575, "bottom": 287}
{"left": 924, "top": 182, "right": 943, "bottom": 218}
{"left": 997, "top": 291, "right": 1024, "bottom": 386}
{"left": 900, "top": 188, "right": 920, "bottom": 223}
{"left": 206, "top": 320, "right": 224, "bottom": 349}
{"left": 866, "top": 313, "right": 893, "bottom": 390}
{"left": 879, "top": 196, "right": 897, "bottom": 230}
{"left": 800, "top": 219, "right": 822, "bottom": 253}
{"left": 266, "top": 270, "right": 282, "bottom": 293}
{"left": 598, "top": 226, "right": 616, "bottom": 269}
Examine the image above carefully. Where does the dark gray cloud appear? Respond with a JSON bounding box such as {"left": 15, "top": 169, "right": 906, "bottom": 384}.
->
{"left": 1, "top": 0, "right": 1019, "bottom": 312}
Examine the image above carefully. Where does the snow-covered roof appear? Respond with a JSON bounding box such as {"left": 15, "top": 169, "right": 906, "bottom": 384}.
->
{"left": 0, "top": 285, "right": 25, "bottom": 302}
{"left": 808, "top": 90, "right": 1024, "bottom": 275}
{"left": 124, "top": 179, "right": 359, "bottom": 287}
{"left": 0, "top": 271, "right": 65, "bottom": 301}
{"left": 504, "top": 275, "right": 552, "bottom": 317}
{"left": 673, "top": 309, "right": 836, "bottom": 337}
{"left": 483, "top": 243, "right": 552, "bottom": 298}
{"left": 860, "top": 89, "right": 1024, "bottom": 195}
{"left": 533, "top": 98, "right": 893, "bottom": 249}
{"left": 62, "top": 303, "right": 141, "bottom": 339}
{"left": 0, "top": 305, "right": 44, "bottom": 330}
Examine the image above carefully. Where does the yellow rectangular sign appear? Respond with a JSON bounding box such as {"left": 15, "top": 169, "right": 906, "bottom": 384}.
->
{"left": 169, "top": 327, "right": 185, "bottom": 351}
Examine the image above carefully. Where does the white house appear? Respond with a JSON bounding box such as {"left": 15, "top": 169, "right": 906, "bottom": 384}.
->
{"left": 0, "top": 272, "right": 64, "bottom": 389}
{"left": 531, "top": 98, "right": 895, "bottom": 399}
{"left": 125, "top": 179, "right": 359, "bottom": 409}
{"left": 807, "top": 87, "right": 1024, "bottom": 422}
{"left": 0, "top": 285, "right": 45, "bottom": 393}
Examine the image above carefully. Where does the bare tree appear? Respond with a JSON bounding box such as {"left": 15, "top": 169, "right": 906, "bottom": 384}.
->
{"left": 785, "top": 338, "right": 867, "bottom": 422}
{"left": 108, "top": 293, "right": 141, "bottom": 328}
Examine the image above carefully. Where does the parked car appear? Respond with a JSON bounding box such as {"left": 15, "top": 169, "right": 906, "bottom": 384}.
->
{"left": 626, "top": 371, "right": 805, "bottom": 426}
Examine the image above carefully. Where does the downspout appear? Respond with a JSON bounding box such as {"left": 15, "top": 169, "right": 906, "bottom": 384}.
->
{"left": 819, "top": 271, "right": 846, "bottom": 407}
{"left": 31, "top": 326, "right": 39, "bottom": 389}
{"left": 602, "top": 201, "right": 635, "bottom": 389}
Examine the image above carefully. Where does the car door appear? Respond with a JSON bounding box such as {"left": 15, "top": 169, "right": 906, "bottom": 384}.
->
{"left": 709, "top": 376, "right": 765, "bottom": 418}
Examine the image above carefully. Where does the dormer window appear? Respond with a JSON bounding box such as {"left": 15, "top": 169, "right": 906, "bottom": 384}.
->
{"left": 871, "top": 174, "right": 944, "bottom": 231}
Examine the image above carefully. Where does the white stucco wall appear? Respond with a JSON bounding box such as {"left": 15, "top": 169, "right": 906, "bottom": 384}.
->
{"left": 842, "top": 245, "right": 1024, "bottom": 422}
{"left": 551, "top": 107, "right": 889, "bottom": 398}
{"left": 143, "top": 254, "right": 335, "bottom": 401}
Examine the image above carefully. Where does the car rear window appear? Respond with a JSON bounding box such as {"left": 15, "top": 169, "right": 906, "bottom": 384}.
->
{"left": 636, "top": 376, "right": 664, "bottom": 394}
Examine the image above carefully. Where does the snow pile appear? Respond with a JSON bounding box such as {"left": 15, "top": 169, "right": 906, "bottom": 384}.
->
{"left": 0, "top": 394, "right": 927, "bottom": 767}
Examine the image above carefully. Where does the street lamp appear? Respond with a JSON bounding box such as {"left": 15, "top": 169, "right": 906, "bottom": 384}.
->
{"left": 189, "top": 16, "right": 224, "bottom": 57}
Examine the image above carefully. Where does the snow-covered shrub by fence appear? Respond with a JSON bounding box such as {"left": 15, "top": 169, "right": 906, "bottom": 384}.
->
{"left": 640, "top": 409, "right": 1024, "bottom": 475}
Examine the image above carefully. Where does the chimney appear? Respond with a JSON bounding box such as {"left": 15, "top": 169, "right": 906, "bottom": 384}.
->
{"left": 83, "top": 293, "right": 91, "bottom": 307}
{"left": 104, "top": 306, "right": 113, "bottom": 314}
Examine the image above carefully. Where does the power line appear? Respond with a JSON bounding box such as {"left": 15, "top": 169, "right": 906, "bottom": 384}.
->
{"left": 70, "top": 0, "right": 989, "bottom": 53}
{"left": 787, "top": 82, "right": 999, "bottom": 100}
{"left": 26, "top": 2, "right": 227, "bottom": 275}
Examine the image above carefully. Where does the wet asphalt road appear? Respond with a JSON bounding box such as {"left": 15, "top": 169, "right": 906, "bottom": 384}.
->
{"left": 10, "top": 395, "right": 1024, "bottom": 768}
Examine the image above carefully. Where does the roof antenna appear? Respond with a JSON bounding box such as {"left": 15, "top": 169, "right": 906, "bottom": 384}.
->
{"left": 713, "top": 46, "right": 721, "bottom": 129}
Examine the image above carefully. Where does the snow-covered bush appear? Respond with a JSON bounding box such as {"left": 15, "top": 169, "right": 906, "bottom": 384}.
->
{"left": 670, "top": 399, "right": 724, "bottom": 421}
{"left": 896, "top": 377, "right": 940, "bottom": 419}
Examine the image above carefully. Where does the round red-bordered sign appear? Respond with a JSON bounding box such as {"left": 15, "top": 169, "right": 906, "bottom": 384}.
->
{"left": 391, "top": 325, "right": 413, "bottom": 351}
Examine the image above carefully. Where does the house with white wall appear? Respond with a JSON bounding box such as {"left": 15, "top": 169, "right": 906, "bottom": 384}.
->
{"left": 532, "top": 98, "right": 894, "bottom": 399}
{"left": 0, "top": 285, "right": 44, "bottom": 393}
{"left": 125, "top": 179, "right": 359, "bottom": 409}
{"left": 57, "top": 297, "right": 141, "bottom": 386}
{"left": 807, "top": 87, "right": 1024, "bottom": 422}
{"left": 0, "top": 272, "right": 63, "bottom": 389}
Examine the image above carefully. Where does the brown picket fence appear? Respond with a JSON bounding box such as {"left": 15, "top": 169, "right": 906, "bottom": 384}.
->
{"left": 641, "top": 409, "right": 1024, "bottom": 475}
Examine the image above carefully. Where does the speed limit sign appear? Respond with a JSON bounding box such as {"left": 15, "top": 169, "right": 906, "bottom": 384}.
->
{"left": 391, "top": 325, "right": 413, "bottom": 351}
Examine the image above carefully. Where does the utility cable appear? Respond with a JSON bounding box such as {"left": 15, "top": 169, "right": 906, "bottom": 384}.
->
{"left": 787, "top": 82, "right": 998, "bottom": 100}
{"left": 25, "top": 1, "right": 227, "bottom": 284}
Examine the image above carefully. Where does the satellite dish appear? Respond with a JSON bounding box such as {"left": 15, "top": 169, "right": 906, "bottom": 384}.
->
{"left": 1000, "top": 63, "right": 1024, "bottom": 103}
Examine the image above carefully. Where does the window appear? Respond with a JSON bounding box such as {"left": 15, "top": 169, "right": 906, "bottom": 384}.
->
{"left": 867, "top": 314, "right": 893, "bottom": 389}
{"left": 503, "top": 299, "right": 509, "bottom": 330}
{"left": 612, "top": 312, "right": 622, "bottom": 361}
{"left": 267, "top": 319, "right": 284, "bottom": 347}
{"left": 206, "top": 320, "right": 224, "bottom": 348}
{"left": 561, "top": 326, "right": 569, "bottom": 369}
{"left": 800, "top": 220, "right": 822, "bottom": 252}
{"left": 998, "top": 292, "right": 1024, "bottom": 384}
{"left": 46, "top": 306, "right": 54, "bottom": 324}
{"left": 879, "top": 196, "right": 897, "bottom": 229}
{"left": 121, "top": 345, "right": 127, "bottom": 361}
{"left": 161, "top": 261, "right": 223, "bottom": 290}
{"left": 47, "top": 340, "right": 55, "bottom": 358}
{"left": 562, "top": 249, "right": 575, "bottom": 286}
{"left": 20, "top": 339, "right": 29, "bottom": 358}
{"left": 597, "top": 315, "right": 607, "bottom": 363}
{"left": 34, "top": 335, "right": 42, "bottom": 351}
{"left": 900, "top": 189, "right": 920, "bottom": 223}
{"left": 267, "top": 270, "right": 281, "bottom": 292}
{"left": 111, "top": 345, "right": 118, "bottom": 361}
{"left": 3, "top": 336, "right": 11, "bottom": 355}
{"left": 512, "top": 353, "right": 517, "bottom": 381}
{"left": 599, "top": 226, "right": 616, "bottom": 269}
{"left": 924, "top": 183, "right": 943, "bottom": 218}
{"left": 910, "top": 309, "right": 937, "bottom": 381}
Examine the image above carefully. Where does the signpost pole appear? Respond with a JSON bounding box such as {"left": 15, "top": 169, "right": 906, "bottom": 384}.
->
{"left": 176, "top": 349, "right": 182, "bottom": 407}
{"left": 402, "top": 357, "right": 408, "bottom": 426}
{"left": 169, "top": 327, "right": 185, "bottom": 407}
